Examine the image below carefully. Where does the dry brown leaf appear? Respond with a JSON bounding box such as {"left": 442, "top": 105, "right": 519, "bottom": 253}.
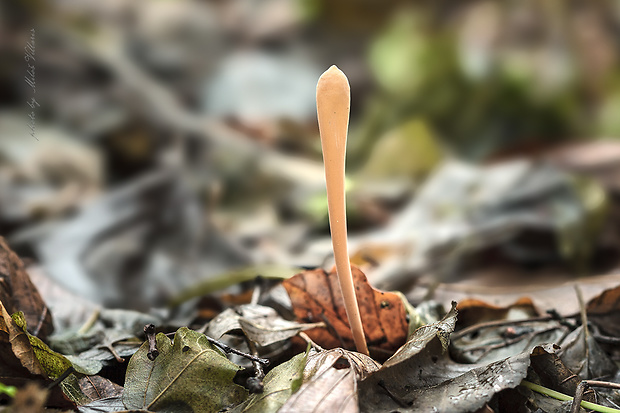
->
{"left": 0, "top": 300, "right": 74, "bottom": 409}
{"left": 586, "top": 284, "right": 620, "bottom": 336}
{"left": 283, "top": 265, "right": 408, "bottom": 358}
{"left": 77, "top": 375, "right": 123, "bottom": 403}
{"left": 456, "top": 297, "right": 540, "bottom": 328}
{"left": 586, "top": 284, "right": 620, "bottom": 314}
{"left": 0, "top": 237, "right": 54, "bottom": 340}
{"left": 279, "top": 348, "right": 380, "bottom": 413}
{"left": 425, "top": 273, "right": 620, "bottom": 316}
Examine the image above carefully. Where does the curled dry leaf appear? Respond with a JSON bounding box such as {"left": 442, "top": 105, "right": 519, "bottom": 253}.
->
{"left": 279, "top": 348, "right": 380, "bottom": 413}
{"left": 282, "top": 265, "right": 408, "bottom": 357}
{"left": 207, "top": 304, "right": 324, "bottom": 347}
{"left": 0, "top": 299, "right": 46, "bottom": 382}
{"left": 0, "top": 301, "right": 75, "bottom": 409}
{"left": 0, "top": 237, "right": 53, "bottom": 340}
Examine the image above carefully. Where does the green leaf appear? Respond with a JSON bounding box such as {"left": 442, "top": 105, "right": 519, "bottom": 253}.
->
{"left": 231, "top": 348, "right": 309, "bottom": 413}
{"left": 123, "top": 327, "right": 248, "bottom": 412}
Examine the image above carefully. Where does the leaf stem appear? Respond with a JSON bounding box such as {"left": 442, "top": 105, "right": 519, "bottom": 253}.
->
{"left": 521, "top": 380, "right": 620, "bottom": 413}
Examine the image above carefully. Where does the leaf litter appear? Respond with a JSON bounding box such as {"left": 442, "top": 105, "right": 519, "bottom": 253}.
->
{"left": 2, "top": 235, "right": 620, "bottom": 412}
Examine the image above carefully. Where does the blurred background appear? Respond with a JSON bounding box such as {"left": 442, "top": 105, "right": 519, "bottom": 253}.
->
{"left": 2, "top": 0, "right": 620, "bottom": 310}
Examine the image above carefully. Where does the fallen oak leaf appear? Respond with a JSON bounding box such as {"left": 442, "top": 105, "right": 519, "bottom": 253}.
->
{"left": 283, "top": 265, "right": 408, "bottom": 359}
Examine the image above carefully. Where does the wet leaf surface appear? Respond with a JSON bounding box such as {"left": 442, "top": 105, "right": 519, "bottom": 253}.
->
{"left": 123, "top": 327, "right": 247, "bottom": 412}
{"left": 283, "top": 265, "right": 408, "bottom": 357}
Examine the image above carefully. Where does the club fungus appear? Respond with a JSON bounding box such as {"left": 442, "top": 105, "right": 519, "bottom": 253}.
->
{"left": 316, "top": 65, "right": 369, "bottom": 355}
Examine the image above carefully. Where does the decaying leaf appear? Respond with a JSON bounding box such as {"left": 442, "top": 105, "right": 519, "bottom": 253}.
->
{"left": 61, "top": 373, "right": 124, "bottom": 406}
{"left": 207, "top": 304, "right": 323, "bottom": 347}
{"left": 11, "top": 311, "right": 74, "bottom": 379}
{"left": 77, "top": 396, "right": 129, "bottom": 413}
{"left": 0, "top": 237, "right": 53, "bottom": 340}
{"left": 79, "top": 375, "right": 123, "bottom": 402}
{"left": 586, "top": 284, "right": 620, "bottom": 336}
{"left": 360, "top": 342, "right": 563, "bottom": 412}
{"left": 280, "top": 348, "right": 381, "bottom": 413}
{"left": 283, "top": 265, "right": 408, "bottom": 357}
{"left": 383, "top": 302, "right": 457, "bottom": 369}
{"left": 557, "top": 325, "right": 616, "bottom": 380}
{"left": 456, "top": 297, "right": 540, "bottom": 328}
{"left": 452, "top": 318, "right": 567, "bottom": 365}
{"left": 0, "top": 300, "right": 75, "bottom": 409}
{"left": 427, "top": 272, "right": 620, "bottom": 318}
{"left": 123, "top": 327, "right": 247, "bottom": 412}
{"left": 0, "top": 300, "right": 46, "bottom": 381}
{"left": 231, "top": 348, "right": 308, "bottom": 413}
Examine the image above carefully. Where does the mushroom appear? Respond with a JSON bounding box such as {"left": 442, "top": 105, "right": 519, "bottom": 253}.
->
{"left": 316, "top": 65, "right": 369, "bottom": 355}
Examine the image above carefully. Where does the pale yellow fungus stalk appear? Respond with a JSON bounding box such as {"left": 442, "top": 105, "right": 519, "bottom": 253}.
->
{"left": 316, "top": 65, "right": 369, "bottom": 356}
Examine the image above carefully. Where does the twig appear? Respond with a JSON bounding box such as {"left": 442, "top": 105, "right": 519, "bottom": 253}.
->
{"left": 377, "top": 379, "right": 410, "bottom": 408}
{"left": 452, "top": 315, "right": 561, "bottom": 340}
{"left": 144, "top": 324, "right": 159, "bottom": 361}
{"left": 575, "top": 286, "right": 590, "bottom": 377}
{"left": 470, "top": 326, "right": 558, "bottom": 363}
{"left": 204, "top": 334, "right": 269, "bottom": 366}
{"left": 570, "top": 381, "right": 588, "bottom": 413}
{"left": 77, "top": 308, "right": 100, "bottom": 335}
{"left": 299, "top": 332, "right": 324, "bottom": 352}
{"left": 586, "top": 381, "right": 620, "bottom": 391}
{"left": 47, "top": 367, "right": 75, "bottom": 390}
{"left": 32, "top": 306, "right": 48, "bottom": 338}
{"left": 245, "top": 338, "right": 265, "bottom": 394}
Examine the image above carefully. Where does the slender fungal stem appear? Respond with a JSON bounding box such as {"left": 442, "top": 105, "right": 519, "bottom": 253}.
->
{"left": 316, "top": 65, "right": 369, "bottom": 355}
